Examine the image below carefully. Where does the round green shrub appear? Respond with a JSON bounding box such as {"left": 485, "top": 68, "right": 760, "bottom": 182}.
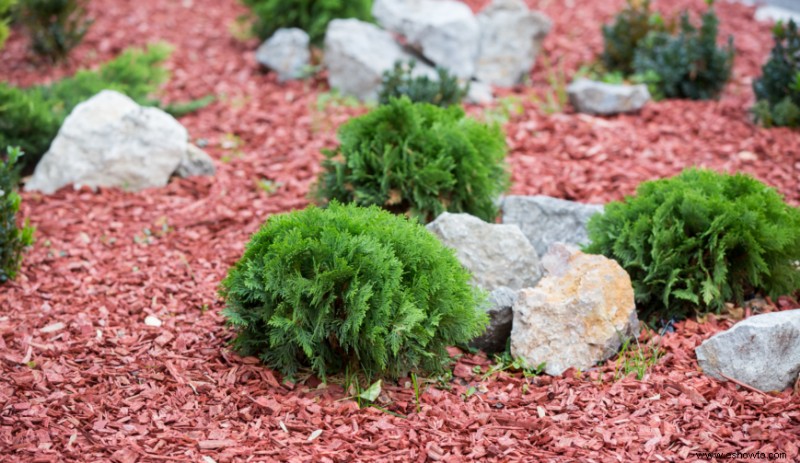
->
{"left": 752, "top": 20, "right": 800, "bottom": 128}
{"left": 314, "top": 97, "right": 510, "bottom": 223}
{"left": 241, "top": 0, "right": 372, "bottom": 45}
{"left": 220, "top": 201, "right": 488, "bottom": 380}
{"left": 585, "top": 168, "right": 800, "bottom": 322}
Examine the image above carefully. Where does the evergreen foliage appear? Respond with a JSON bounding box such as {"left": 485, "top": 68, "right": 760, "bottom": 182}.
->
{"left": 585, "top": 169, "right": 800, "bottom": 322}
{"left": 752, "top": 20, "right": 800, "bottom": 128}
{"left": 16, "top": 0, "right": 92, "bottom": 61}
{"left": 379, "top": 61, "right": 468, "bottom": 108}
{"left": 314, "top": 97, "right": 510, "bottom": 223}
{"left": 601, "top": 0, "right": 668, "bottom": 75}
{"left": 220, "top": 201, "right": 488, "bottom": 380}
{"left": 632, "top": 1, "right": 733, "bottom": 100}
{"left": 240, "top": 0, "right": 372, "bottom": 45}
{"left": 0, "top": 147, "right": 34, "bottom": 283}
{"left": 0, "top": 0, "right": 14, "bottom": 51}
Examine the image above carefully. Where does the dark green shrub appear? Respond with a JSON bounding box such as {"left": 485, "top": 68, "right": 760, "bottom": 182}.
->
{"left": 1, "top": 147, "right": 34, "bottom": 283}
{"left": 632, "top": 1, "right": 733, "bottom": 100}
{"left": 601, "top": 0, "right": 669, "bottom": 75}
{"left": 379, "top": 61, "right": 468, "bottom": 108}
{"left": 16, "top": 0, "right": 92, "bottom": 61}
{"left": 241, "top": 0, "right": 372, "bottom": 45}
{"left": 221, "top": 201, "right": 488, "bottom": 380}
{"left": 314, "top": 97, "right": 510, "bottom": 223}
{"left": 585, "top": 168, "right": 800, "bottom": 322}
{"left": 752, "top": 20, "right": 800, "bottom": 128}
{"left": 0, "top": 0, "right": 14, "bottom": 51}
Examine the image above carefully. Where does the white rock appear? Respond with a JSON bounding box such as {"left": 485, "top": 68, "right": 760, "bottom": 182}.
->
{"left": 255, "top": 28, "right": 311, "bottom": 82}
{"left": 475, "top": 0, "right": 552, "bottom": 87}
{"left": 26, "top": 91, "right": 188, "bottom": 194}
{"left": 567, "top": 78, "right": 651, "bottom": 116}
{"left": 511, "top": 244, "right": 639, "bottom": 376}
{"left": 466, "top": 80, "right": 494, "bottom": 104}
{"left": 144, "top": 315, "right": 163, "bottom": 327}
{"left": 754, "top": 6, "right": 800, "bottom": 24}
{"left": 323, "top": 19, "right": 430, "bottom": 101}
{"left": 695, "top": 310, "right": 800, "bottom": 392}
{"left": 372, "top": 0, "right": 480, "bottom": 79}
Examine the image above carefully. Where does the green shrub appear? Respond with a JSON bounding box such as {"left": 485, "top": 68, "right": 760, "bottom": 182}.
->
{"left": 0, "top": 0, "right": 14, "bottom": 51}
{"left": 314, "top": 97, "right": 510, "bottom": 223}
{"left": 379, "top": 61, "right": 468, "bottom": 108}
{"left": 16, "top": 0, "right": 92, "bottom": 61}
{"left": 0, "top": 147, "right": 35, "bottom": 283}
{"left": 241, "top": 0, "right": 372, "bottom": 45}
{"left": 632, "top": 1, "right": 733, "bottom": 100}
{"left": 601, "top": 0, "right": 669, "bottom": 75}
{"left": 220, "top": 201, "right": 488, "bottom": 380}
{"left": 585, "top": 168, "right": 800, "bottom": 322}
{"left": 0, "top": 43, "right": 173, "bottom": 171}
{"left": 752, "top": 20, "right": 800, "bottom": 128}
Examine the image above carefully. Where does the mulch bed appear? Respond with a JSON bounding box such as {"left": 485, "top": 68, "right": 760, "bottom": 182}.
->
{"left": 2, "top": 0, "right": 799, "bottom": 461}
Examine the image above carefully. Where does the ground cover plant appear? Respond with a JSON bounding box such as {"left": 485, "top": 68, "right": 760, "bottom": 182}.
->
{"left": 314, "top": 97, "right": 510, "bottom": 223}
{"left": 585, "top": 168, "right": 800, "bottom": 322}
{"left": 220, "top": 201, "right": 488, "bottom": 380}
{"left": 752, "top": 20, "right": 800, "bottom": 128}
{"left": 240, "top": 0, "right": 372, "bottom": 45}
{"left": 379, "top": 60, "right": 468, "bottom": 108}
{"left": 15, "top": 0, "right": 92, "bottom": 61}
{"left": 0, "top": 147, "right": 34, "bottom": 283}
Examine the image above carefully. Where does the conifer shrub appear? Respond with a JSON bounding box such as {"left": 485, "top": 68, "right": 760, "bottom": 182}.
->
{"left": 220, "top": 201, "right": 488, "bottom": 380}
{"left": 585, "top": 169, "right": 800, "bottom": 322}
{"left": 0, "top": 0, "right": 14, "bottom": 51}
{"left": 752, "top": 20, "right": 800, "bottom": 128}
{"left": 601, "top": 0, "right": 669, "bottom": 75}
{"left": 632, "top": 1, "right": 733, "bottom": 100}
{"left": 379, "top": 61, "right": 468, "bottom": 108}
{"left": 0, "top": 147, "right": 34, "bottom": 283}
{"left": 241, "top": 0, "right": 372, "bottom": 45}
{"left": 16, "top": 0, "right": 92, "bottom": 61}
{"left": 314, "top": 97, "right": 510, "bottom": 223}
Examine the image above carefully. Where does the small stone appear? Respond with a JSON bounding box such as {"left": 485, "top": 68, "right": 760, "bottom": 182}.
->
{"left": 466, "top": 80, "right": 494, "bottom": 104}
{"left": 40, "top": 322, "right": 66, "bottom": 334}
{"left": 175, "top": 144, "right": 216, "bottom": 178}
{"left": 255, "top": 28, "right": 311, "bottom": 82}
{"left": 567, "top": 78, "right": 650, "bottom": 116}
{"left": 144, "top": 315, "right": 162, "bottom": 327}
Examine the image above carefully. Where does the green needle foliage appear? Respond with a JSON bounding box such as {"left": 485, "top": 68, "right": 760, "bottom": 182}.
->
{"left": 16, "top": 0, "right": 92, "bottom": 61}
{"left": 752, "top": 20, "right": 800, "bottom": 128}
{"left": 585, "top": 169, "right": 800, "bottom": 322}
{"left": 314, "top": 97, "right": 510, "bottom": 223}
{"left": 379, "top": 61, "right": 468, "bottom": 108}
{"left": 221, "top": 201, "right": 488, "bottom": 380}
{"left": 241, "top": 0, "right": 372, "bottom": 45}
{"left": 0, "top": 0, "right": 14, "bottom": 51}
{"left": 601, "top": 0, "right": 669, "bottom": 75}
{"left": 1, "top": 147, "right": 34, "bottom": 283}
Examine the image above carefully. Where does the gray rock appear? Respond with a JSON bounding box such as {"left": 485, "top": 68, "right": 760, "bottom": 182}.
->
{"left": 501, "top": 195, "right": 604, "bottom": 257}
{"left": 475, "top": 0, "right": 552, "bottom": 87}
{"left": 426, "top": 212, "right": 543, "bottom": 291}
{"left": 695, "top": 310, "right": 800, "bottom": 392}
{"left": 175, "top": 144, "right": 215, "bottom": 178}
{"left": 466, "top": 80, "right": 494, "bottom": 104}
{"left": 470, "top": 286, "right": 517, "bottom": 353}
{"left": 323, "top": 19, "right": 430, "bottom": 101}
{"left": 372, "top": 0, "right": 480, "bottom": 79}
{"left": 511, "top": 244, "right": 639, "bottom": 376}
{"left": 567, "top": 78, "right": 650, "bottom": 116}
{"left": 26, "top": 90, "right": 187, "bottom": 194}
{"left": 255, "top": 28, "right": 311, "bottom": 82}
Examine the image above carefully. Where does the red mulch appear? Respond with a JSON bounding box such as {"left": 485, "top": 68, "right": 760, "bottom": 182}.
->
{"left": 2, "top": 0, "right": 800, "bottom": 461}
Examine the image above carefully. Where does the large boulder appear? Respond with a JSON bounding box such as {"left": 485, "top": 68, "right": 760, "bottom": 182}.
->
{"left": 372, "top": 0, "right": 480, "bottom": 79}
{"left": 695, "top": 310, "right": 800, "bottom": 392}
{"left": 26, "top": 90, "right": 188, "bottom": 194}
{"left": 255, "top": 28, "right": 310, "bottom": 82}
{"left": 324, "top": 19, "right": 430, "bottom": 101}
{"left": 567, "top": 78, "right": 650, "bottom": 116}
{"left": 501, "top": 195, "right": 604, "bottom": 257}
{"left": 474, "top": 0, "right": 552, "bottom": 87}
{"left": 511, "top": 244, "right": 639, "bottom": 376}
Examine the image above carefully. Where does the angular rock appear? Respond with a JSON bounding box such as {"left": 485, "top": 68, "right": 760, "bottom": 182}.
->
{"left": 567, "top": 78, "right": 650, "bottom": 116}
{"left": 469, "top": 286, "right": 517, "bottom": 353}
{"left": 324, "top": 19, "right": 430, "bottom": 101}
{"left": 175, "top": 144, "right": 215, "bottom": 178}
{"left": 426, "top": 212, "right": 542, "bottom": 291}
{"left": 255, "top": 28, "right": 310, "bottom": 82}
{"left": 501, "top": 195, "right": 604, "bottom": 257}
{"left": 474, "top": 0, "right": 552, "bottom": 87}
{"left": 372, "top": 0, "right": 480, "bottom": 79}
{"left": 695, "top": 310, "right": 800, "bottom": 392}
{"left": 511, "top": 244, "right": 639, "bottom": 376}
{"left": 26, "top": 90, "right": 187, "bottom": 194}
